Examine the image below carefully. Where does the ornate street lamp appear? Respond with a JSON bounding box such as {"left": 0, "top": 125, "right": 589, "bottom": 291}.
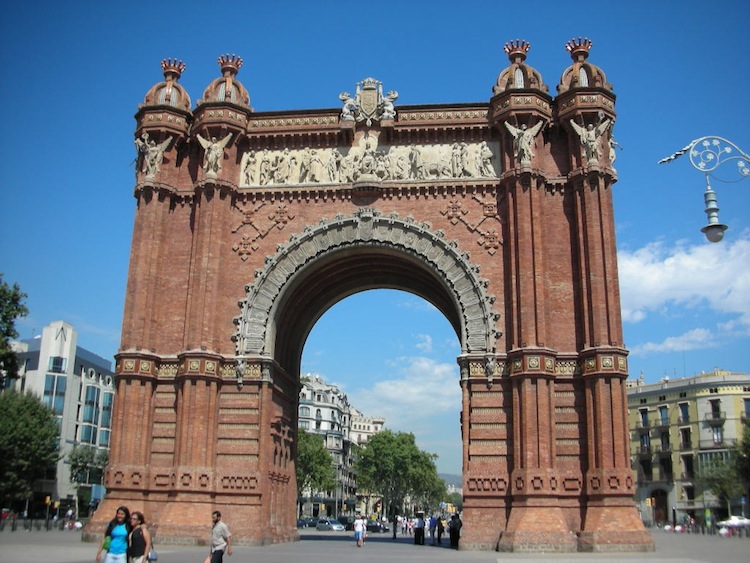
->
{"left": 659, "top": 136, "right": 750, "bottom": 242}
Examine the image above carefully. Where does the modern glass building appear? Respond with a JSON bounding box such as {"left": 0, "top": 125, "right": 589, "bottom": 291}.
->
{"left": 11, "top": 320, "right": 114, "bottom": 517}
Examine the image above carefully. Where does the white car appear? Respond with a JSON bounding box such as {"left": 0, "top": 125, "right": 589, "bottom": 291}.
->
{"left": 316, "top": 518, "right": 345, "bottom": 531}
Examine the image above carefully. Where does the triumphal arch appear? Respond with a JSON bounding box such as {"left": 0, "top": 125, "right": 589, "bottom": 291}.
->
{"left": 86, "top": 39, "right": 653, "bottom": 551}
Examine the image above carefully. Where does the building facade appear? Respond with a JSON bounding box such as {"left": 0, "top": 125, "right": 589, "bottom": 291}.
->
{"left": 627, "top": 370, "right": 750, "bottom": 526}
{"left": 90, "top": 38, "right": 652, "bottom": 552}
{"left": 11, "top": 321, "right": 114, "bottom": 516}
{"left": 297, "top": 375, "right": 385, "bottom": 518}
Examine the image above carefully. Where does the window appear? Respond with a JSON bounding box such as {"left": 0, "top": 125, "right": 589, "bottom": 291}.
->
{"left": 300, "top": 406, "right": 310, "bottom": 417}
{"left": 712, "top": 426, "right": 723, "bottom": 445}
{"left": 83, "top": 386, "right": 101, "bottom": 424}
{"left": 99, "top": 429, "right": 110, "bottom": 448}
{"left": 578, "top": 67, "right": 589, "bottom": 87}
{"left": 81, "top": 424, "right": 96, "bottom": 444}
{"left": 300, "top": 420, "right": 309, "bottom": 429}
{"left": 639, "top": 409, "right": 649, "bottom": 427}
{"left": 679, "top": 403, "right": 689, "bottom": 423}
{"left": 680, "top": 428, "right": 692, "bottom": 449}
{"left": 640, "top": 434, "right": 650, "bottom": 450}
{"left": 744, "top": 399, "right": 750, "bottom": 418}
{"left": 658, "top": 406, "right": 669, "bottom": 425}
{"left": 43, "top": 374, "right": 67, "bottom": 415}
{"left": 48, "top": 356, "right": 67, "bottom": 373}
{"left": 514, "top": 67, "right": 524, "bottom": 88}
{"left": 101, "top": 393, "right": 113, "bottom": 428}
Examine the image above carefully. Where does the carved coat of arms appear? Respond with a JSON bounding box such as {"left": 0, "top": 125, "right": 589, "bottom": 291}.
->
{"left": 339, "top": 78, "right": 398, "bottom": 126}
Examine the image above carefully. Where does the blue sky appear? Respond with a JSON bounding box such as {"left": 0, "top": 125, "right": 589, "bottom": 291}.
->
{"left": 1, "top": 1, "right": 748, "bottom": 474}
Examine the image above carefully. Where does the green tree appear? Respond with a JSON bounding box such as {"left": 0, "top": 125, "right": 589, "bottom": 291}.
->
{"left": 447, "top": 491, "right": 463, "bottom": 511}
{"left": 0, "top": 391, "right": 60, "bottom": 504}
{"left": 0, "top": 274, "right": 29, "bottom": 385}
{"left": 68, "top": 445, "right": 108, "bottom": 485}
{"left": 697, "top": 454, "right": 744, "bottom": 516}
{"left": 732, "top": 419, "right": 750, "bottom": 501}
{"left": 295, "top": 429, "right": 335, "bottom": 517}
{"left": 354, "top": 429, "right": 445, "bottom": 517}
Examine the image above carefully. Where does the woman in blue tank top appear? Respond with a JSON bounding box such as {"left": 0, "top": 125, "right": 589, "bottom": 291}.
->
{"left": 96, "top": 505, "right": 132, "bottom": 563}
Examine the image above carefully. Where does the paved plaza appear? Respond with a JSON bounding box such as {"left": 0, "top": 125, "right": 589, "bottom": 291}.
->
{"left": 1, "top": 526, "right": 749, "bottom": 563}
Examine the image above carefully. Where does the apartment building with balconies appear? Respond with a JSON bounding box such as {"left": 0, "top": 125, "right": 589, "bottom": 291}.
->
{"left": 627, "top": 369, "right": 750, "bottom": 526}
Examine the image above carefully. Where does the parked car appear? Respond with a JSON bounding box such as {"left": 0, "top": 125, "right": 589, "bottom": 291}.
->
{"left": 316, "top": 518, "right": 345, "bottom": 531}
{"left": 296, "top": 518, "right": 307, "bottom": 528}
{"left": 305, "top": 517, "right": 319, "bottom": 528}
{"left": 337, "top": 516, "right": 355, "bottom": 531}
{"left": 366, "top": 521, "right": 389, "bottom": 533}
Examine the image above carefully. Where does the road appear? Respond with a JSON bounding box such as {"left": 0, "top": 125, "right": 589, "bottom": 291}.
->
{"left": 1, "top": 525, "right": 749, "bottom": 563}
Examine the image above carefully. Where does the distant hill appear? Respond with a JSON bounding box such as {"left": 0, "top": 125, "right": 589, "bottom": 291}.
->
{"left": 439, "top": 473, "right": 462, "bottom": 487}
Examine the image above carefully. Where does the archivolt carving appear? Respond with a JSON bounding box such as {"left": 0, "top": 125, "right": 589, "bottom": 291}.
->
{"left": 234, "top": 209, "right": 500, "bottom": 357}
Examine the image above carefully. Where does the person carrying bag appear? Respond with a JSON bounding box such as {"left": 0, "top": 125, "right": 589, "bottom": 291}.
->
{"left": 128, "top": 511, "right": 154, "bottom": 563}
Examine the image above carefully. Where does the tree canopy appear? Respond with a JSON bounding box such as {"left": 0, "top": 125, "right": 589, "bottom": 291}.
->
{"left": 0, "top": 390, "right": 60, "bottom": 504}
{"left": 68, "top": 445, "right": 108, "bottom": 485}
{"left": 295, "top": 429, "right": 335, "bottom": 514}
{"left": 0, "top": 274, "right": 29, "bottom": 384}
{"left": 697, "top": 454, "right": 744, "bottom": 515}
{"left": 732, "top": 419, "right": 750, "bottom": 499}
{"left": 354, "top": 429, "right": 446, "bottom": 516}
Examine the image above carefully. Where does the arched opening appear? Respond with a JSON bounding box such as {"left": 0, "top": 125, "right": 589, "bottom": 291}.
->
{"left": 297, "top": 289, "right": 463, "bottom": 520}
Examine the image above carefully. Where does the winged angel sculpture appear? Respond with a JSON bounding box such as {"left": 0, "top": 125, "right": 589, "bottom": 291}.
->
{"left": 504, "top": 120, "right": 545, "bottom": 166}
{"left": 570, "top": 119, "right": 610, "bottom": 165}
{"left": 196, "top": 133, "right": 233, "bottom": 177}
{"left": 135, "top": 133, "right": 173, "bottom": 178}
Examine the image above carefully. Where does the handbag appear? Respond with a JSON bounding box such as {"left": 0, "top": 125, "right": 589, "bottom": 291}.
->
{"left": 102, "top": 535, "right": 111, "bottom": 551}
{"left": 147, "top": 545, "right": 158, "bottom": 561}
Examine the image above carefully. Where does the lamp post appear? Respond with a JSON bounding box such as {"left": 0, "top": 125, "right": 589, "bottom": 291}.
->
{"left": 659, "top": 136, "right": 750, "bottom": 242}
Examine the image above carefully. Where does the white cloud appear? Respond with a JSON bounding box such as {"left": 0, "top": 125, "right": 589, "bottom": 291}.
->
{"left": 628, "top": 328, "right": 720, "bottom": 357}
{"left": 348, "top": 356, "right": 463, "bottom": 472}
{"left": 414, "top": 333, "right": 433, "bottom": 353}
{"left": 618, "top": 236, "right": 750, "bottom": 328}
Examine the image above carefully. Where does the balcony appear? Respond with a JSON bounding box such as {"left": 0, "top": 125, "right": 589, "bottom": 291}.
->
{"left": 678, "top": 416, "right": 691, "bottom": 425}
{"left": 699, "top": 438, "right": 735, "bottom": 450}
{"left": 679, "top": 441, "right": 693, "bottom": 450}
{"left": 680, "top": 472, "right": 695, "bottom": 483}
{"left": 704, "top": 411, "right": 726, "bottom": 425}
{"left": 652, "top": 443, "right": 672, "bottom": 455}
{"left": 653, "top": 418, "right": 670, "bottom": 429}
{"left": 635, "top": 420, "right": 651, "bottom": 430}
{"left": 636, "top": 445, "right": 652, "bottom": 457}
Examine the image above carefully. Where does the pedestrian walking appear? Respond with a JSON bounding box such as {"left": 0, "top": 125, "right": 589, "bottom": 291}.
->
{"left": 207, "top": 510, "right": 233, "bottom": 563}
{"left": 353, "top": 514, "right": 365, "bottom": 547}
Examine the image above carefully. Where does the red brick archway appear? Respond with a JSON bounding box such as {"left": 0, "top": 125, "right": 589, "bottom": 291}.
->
{"left": 85, "top": 42, "right": 653, "bottom": 552}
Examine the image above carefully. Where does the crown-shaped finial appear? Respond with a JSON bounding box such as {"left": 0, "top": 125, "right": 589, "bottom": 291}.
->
{"left": 218, "top": 54, "right": 243, "bottom": 75}
{"left": 565, "top": 37, "right": 593, "bottom": 61}
{"left": 504, "top": 39, "right": 530, "bottom": 62}
{"left": 161, "top": 58, "right": 186, "bottom": 79}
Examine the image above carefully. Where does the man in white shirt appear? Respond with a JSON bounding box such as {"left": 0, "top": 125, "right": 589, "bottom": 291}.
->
{"left": 210, "top": 511, "right": 233, "bottom": 563}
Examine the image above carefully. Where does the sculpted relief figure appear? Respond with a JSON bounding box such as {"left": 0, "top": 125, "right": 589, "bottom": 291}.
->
{"left": 271, "top": 148, "right": 295, "bottom": 184}
{"left": 504, "top": 120, "right": 544, "bottom": 166}
{"left": 135, "top": 133, "right": 172, "bottom": 178}
{"left": 196, "top": 133, "right": 233, "bottom": 177}
{"left": 237, "top": 141, "right": 498, "bottom": 187}
{"left": 477, "top": 141, "right": 496, "bottom": 177}
{"left": 241, "top": 150, "right": 256, "bottom": 186}
{"left": 570, "top": 118, "right": 610, "bottom": 165}
{"left": 339, "top": 92, "right": 357, "bottom": 121}
{"left": 258, "top": 150, "right": 271, "bottom": 185}
{"left": 381, "top": 90, "right": 398, "bottom": 120}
